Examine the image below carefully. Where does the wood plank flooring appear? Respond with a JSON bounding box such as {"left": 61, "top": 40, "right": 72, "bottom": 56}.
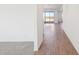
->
{"left": 35, "top": 23, "right": 78, "bottom": 55}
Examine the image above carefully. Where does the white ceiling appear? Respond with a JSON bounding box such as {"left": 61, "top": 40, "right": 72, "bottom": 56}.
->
{"left": 42, "top": 4, "right": 62, "bottom": 11}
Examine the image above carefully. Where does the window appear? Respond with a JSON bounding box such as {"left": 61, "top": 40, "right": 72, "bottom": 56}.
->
{"left": 43, "top": 11, "right": 55, "bottom": 23}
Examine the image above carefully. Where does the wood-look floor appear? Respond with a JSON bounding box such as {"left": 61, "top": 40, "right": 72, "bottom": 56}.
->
{"left": 35, "top": 23, "right": 78, "bottom": 55}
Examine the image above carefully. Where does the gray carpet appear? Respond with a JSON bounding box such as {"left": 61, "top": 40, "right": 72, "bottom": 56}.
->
{"left": 0, "top": 42, "right": 34, "bottom": 55}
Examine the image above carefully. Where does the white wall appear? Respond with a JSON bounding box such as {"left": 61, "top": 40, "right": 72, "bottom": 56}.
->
{"left": 0, "top": 5, "right": 37, "bottom": 51}
{"left": 57, "top": 7, "right": 63, "bottom": 23}
{"left": 37, "top": 5, "right": 44, "bottom": 49}
{"left": 62, "top": 4, "right": 79, "bottom": 53}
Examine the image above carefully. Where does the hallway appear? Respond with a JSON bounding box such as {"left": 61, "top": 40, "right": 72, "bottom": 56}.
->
{"left": 35, "top": 24, "right": 78, "bottom": 55}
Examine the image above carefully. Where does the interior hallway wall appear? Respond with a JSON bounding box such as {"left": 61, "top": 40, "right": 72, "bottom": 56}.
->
{"left": 62, "top": 4, "right": 79, "bottom": 53}
{"left": 37, "top": 5, "right": 44, "bottom": 49}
